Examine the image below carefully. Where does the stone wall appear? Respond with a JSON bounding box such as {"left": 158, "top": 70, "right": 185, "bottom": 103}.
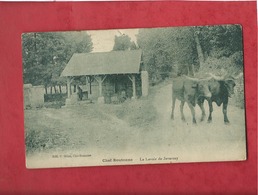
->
{"left": 24, "top": 84, "right": 45, "bottom": 109}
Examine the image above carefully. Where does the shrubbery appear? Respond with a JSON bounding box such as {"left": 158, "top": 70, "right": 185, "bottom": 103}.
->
{"left": 25, "top": 128, "right": 69, "bottom": 154}
{"left": 232, "top": 76, "right": 245, "bottom": 109}
{"left": 197, "top": 52, "right": 243, "bottom": 76}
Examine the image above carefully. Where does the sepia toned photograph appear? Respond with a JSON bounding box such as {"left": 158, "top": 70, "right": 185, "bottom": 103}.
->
{"left": 22, "top": 25, "right": 246, "bottom": 169}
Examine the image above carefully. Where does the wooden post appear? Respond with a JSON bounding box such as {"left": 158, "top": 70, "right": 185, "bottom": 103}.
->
{"left": 99, "top": 80, "right": 102, "bottom": 96}
{"left": 128, "top": 75, "right": 136, "bottom": 99}
{"left": 67, "top": 77, "right": 71, "bottom": 98}
{"left": 94, "top": 75, "right": 107, "bottom": 103}
{"left": 65, "top": 77, "right": 73, "bottom": 106}
{"left": 132, "top": 75, "right": 136, "bottom": 99}
{"left": 86, "top": 76, "right": 92, "bottom": 94}
{"left": 95, "top": 75, "right": 106, "bottom": 96}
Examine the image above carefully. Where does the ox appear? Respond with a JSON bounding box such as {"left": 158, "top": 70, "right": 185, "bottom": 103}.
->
{"left": 198, "top": 73, "right": 242, "bottom": 124}
{"left": 171, "top": 76, "right": 211, "bottom": 124}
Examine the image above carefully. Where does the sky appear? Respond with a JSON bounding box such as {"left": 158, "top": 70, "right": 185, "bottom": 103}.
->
{"left": 87, "top": 28, "right": 139, "bottom": 52}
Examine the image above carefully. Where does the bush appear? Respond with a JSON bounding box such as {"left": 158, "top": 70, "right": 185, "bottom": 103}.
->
{"left": 25, "top": 127, "right": 69, "bottom": 154}
{"left": 197, "top": 51, "right": 243, "bottom": 76}
{"left": 25, "top": 129, "right": 49, "bottom": 153}
{"left": 232, "top": 76, "right": 245, "bottom": 109}
{"left": 231, "top": 51, "right": 243, "bottom": 67}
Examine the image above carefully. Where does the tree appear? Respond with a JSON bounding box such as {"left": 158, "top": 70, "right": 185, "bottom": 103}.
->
{"left": 63, "top": 31, "right": 93, "bottom": 54}
{"left": 137, "top": 27, "right": 198, "bottom": 83}
{"left": 22, "top": 32, "right": 66, "bottom": 88}
{"left": 192, "top": 25, "right": 243, "bottom": 76}
{"left": 136, "top": 25, "right": 243, "bottom": 83}
{"left": 22, "top": 31, "right": 93, "bottom": 93}
{"left": 113, "top": 34, "right": 137, "bottom": 51}
{"left": 196, "top": 25, "right": 243, "bottom": 59}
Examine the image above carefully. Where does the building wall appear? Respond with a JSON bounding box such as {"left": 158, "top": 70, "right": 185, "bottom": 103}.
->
{"left": 141, "top": 71, "right": 149, "bottom": 96}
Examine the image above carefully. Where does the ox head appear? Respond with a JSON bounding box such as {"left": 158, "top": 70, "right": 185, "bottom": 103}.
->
{"left": 209, "top": 72, "right": 242, "bottom": 97}
{"left": 184, "top": 76, "right": 212, "bottom": 99}
{"left": 227, "top": 73, "right": 243, "bottom": 97}
{"left": 224, "top": 77, "right": 236, "bottom": 97}
{"left": 197, "top": 80, "right": 212, "bottom": 99}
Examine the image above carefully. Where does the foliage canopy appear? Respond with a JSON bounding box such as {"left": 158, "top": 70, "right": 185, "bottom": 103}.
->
{"left": 136, "top": 25, "right": 243, "bottom": 83}
{"left": 22, "top": 32, "right": 93, "bottom": 88}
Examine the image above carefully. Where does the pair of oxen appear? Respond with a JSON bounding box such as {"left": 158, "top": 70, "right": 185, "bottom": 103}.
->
{"left": 171, "top": 73, "right": 242, "bottom": 124}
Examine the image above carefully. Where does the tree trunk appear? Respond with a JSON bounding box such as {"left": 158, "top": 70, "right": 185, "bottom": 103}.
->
{"left": 194, "top": 32, "right": 205, "bottom": 69}
{"left": 54, "top": 85, "right": 57, "bottom": 94}
{"left": 74, "top": 85, "right": 76, "bottom": 93}
{"left": 45, "top": 86, "right": 48, "bottom": 94}
{"left": 50, "top": 86, "right": 53, "bottom": 95}
{"left": 59, "top": 85, "right": 62, "bottom": 94}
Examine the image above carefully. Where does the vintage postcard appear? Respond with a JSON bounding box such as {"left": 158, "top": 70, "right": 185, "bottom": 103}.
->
{"left": 23, "top": 25, "right": 246, "bottom": 169}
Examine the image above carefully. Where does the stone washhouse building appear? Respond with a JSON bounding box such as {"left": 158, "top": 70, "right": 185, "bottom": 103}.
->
{"left": 61, "top": 50, "right": 149, "bottom": 105}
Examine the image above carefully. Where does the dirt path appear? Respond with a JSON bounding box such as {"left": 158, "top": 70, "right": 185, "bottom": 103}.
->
{"left": 153, "top": 84, "right": 173, "bottom": 126}
{"left": 26, "top": 83, "right": 247, "bottom": 168}
{"left": 152, "top": 82, "right": 246, "bottom": 129}
{"left": 151, "top": 83, "right": 246, "bottom": 162}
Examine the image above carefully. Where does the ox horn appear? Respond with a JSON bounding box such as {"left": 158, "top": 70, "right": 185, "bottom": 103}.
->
{"left": 183, "top": 75, "right": 199, "bottom": 81}
{"left": 208, "top": 73, "right": 225, "bottom": 80}
{"left": 209, "top": 69, "right": 230, "bottom": 80}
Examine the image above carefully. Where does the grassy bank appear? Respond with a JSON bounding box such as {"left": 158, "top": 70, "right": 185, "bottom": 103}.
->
{"left": 25, "top": 85, "right": 159, "bottom": 154}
